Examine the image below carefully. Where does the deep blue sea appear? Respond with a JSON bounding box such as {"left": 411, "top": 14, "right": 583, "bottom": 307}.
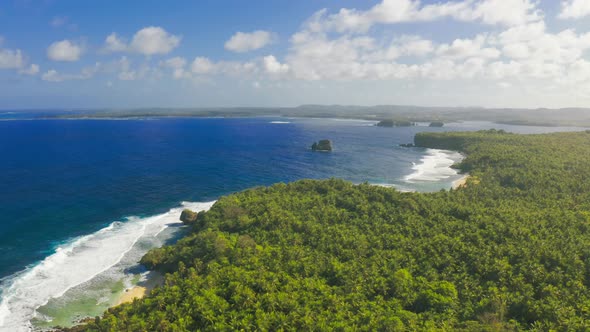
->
{"left": 0, "top": 114, "right": 586, "bottom": 330}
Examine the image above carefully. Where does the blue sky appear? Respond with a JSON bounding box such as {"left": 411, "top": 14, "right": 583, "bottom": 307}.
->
{"left": 1, "top": 0, "right": 590, "bottom": 109}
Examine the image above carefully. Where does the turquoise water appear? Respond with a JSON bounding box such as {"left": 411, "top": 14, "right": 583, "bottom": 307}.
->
{"left": 0, "top": 115, "right": 584, "bottom": 330}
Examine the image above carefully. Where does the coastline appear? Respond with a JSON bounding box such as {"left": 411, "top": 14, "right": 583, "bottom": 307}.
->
{"left": 452, "top": 174, "right": 470, "bottom": 189}
{"left": 114, "top": 271, "right": 164, "bottom": 306}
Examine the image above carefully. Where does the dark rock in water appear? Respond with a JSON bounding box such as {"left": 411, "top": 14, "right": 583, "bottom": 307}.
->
{"left": 376, "top": 119, "right": 415, "bottom": 127}
{"left": 399, "top": 143, "right": 415, "bottom": 148}
{"left": 312, "top": 139, "right": 333, "bottom": 151}
{"left": 180, "top": 209, "right": 198, "bottom": 224}
{"left": 429, "top": 121, "right": 444, "bottom": 127}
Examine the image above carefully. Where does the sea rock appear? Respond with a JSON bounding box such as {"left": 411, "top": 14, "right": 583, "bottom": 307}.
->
{"left": 180, "top": 209, "right": 198, "bottom": 224}
{"left": 312, "top": 139, "right": 333, "bottom": 151}
{"left": 376, "top": 119, "right": 415, "bottom": 127}
{"left": 399, "top": 143, "right": 415, "bottom": 148}
{"left": 429, "top": 121, "right": 444, "bottom": 127}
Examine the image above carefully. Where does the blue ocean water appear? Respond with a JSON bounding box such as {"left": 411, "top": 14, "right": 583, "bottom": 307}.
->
{"left": 0, "top": 117, "right": 441, "bottom": 278}
{"left": 0, "top": 115, "right": 585, "bottom": 330}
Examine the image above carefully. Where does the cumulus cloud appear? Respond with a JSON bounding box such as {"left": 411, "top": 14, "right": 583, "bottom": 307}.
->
{"left": 263, "top": 55, "right": 289, "bottom": 75}
{"left": 103, "top": 33, "right": 128, "bottom": 53}
{"left": 27, "top": 0, "right": 590, "bottom": 102}
{"left": 436, "top": 35, "right": 500, "bottom": 60}
{"left": 306, "top": 0, "right": 541, "bottom": 34}
{"left": 42, "top": 63, "right": 100, "bottom": 82}
{"left": 116, "top": 56, "right": 137, "bottom": 80}
{"left": 559, "top": 0, "right": 590, "bottom": 19}
{"left": 102, "top": 27, "right": 181, "bottom": 55}
{"left": 0, "top": 38, "right": 37, "bottom": 75}
{"left": 47, "top": 40, "right": 83, "bottom": 61}
{"left": 0, "top": 48, "right": 25, "bottom": 69}
{"left": 187, "top": 56, "right": 258, "bottom": 78}
{"left": 191, "top": 57, "right": 215, "bottom": 74}
{"left": 130, "top": 27, "right": 181, "bottom": 55}
{"left": 225, "top": 30, "right": 273, "bottom": 53}
{"left": 162, "top": 56, "right": 188, "bottom": 79}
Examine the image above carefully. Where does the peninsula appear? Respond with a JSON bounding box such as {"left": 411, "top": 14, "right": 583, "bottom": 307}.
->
{"left": 67, "top": 130, "right": 590, "bottom": 331}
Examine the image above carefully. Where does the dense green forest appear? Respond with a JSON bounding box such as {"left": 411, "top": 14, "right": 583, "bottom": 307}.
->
{"left": 67, "top": 130, "right": 590, "bottom": 331}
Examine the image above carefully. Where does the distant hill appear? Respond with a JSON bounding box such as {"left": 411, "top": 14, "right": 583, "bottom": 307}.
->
{"left": 38, "top": 105, "right": 590, "bottom": 127}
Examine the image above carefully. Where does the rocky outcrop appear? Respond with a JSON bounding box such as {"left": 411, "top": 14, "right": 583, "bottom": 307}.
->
{"left": 180, "top": 209, "right": 198, "bottom": 225}
{"left": 312, "top": 140, "right": 333, "bottom": 151}
{"left": 376, "top": 119, "right": 415, "bottom": 127}
{"left": 429, "top": 121, "right": 444, "bottom": 127}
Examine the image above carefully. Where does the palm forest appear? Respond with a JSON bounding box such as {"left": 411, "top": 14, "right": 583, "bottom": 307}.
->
{"left": 67, "top": 130, "right": 590, "bottom": 331}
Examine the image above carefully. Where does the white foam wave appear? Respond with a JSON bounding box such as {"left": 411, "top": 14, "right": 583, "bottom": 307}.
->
{"left": 270, "top": 121, "right": 290, "bottom": 124}
{"left": 0, "top": 201, "right": 215, "bottom": 331}
{"left": 404, "top": 149, "right": 463, "bottom": 183}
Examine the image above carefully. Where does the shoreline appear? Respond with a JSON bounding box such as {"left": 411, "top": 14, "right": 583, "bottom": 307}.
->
{"left": 452, "top": 175, "right": 470, "bottom": 189}
{"left": 114, "top": 271, "right": 164, "bottom": 306}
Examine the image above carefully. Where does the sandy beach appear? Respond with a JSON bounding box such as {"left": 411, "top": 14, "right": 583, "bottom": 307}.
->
{"left": 452, "top": 175, "right": 470, "bottom": 189}
{"left": 116, "top": 286, "right": 147, "bottom": 305}
{"left": 114, "top": 271, "right": 164, "bottom": 306}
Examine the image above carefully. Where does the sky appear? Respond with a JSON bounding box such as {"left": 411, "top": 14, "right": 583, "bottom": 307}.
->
{"left": 1, "top": 0, "right": 590, "bottom": 109}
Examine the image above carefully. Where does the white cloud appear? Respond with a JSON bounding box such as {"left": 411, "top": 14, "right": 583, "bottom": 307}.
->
{"left": 130, "top": 27, "right": 181, "bottom": 55}
{"left": 398, "top": 37, "right": 434, "bottom": 57}
{"left": 102, "top": 28, "right": 180, "bottom": 55}
{"left": 502, "top": 43, "right": 530, "bottom": 59}
{"left": 186, "top": 56, "right": 259, "bottom": 78}
{"left": 225, "top": 30, "right": 273, "bottom": 53}
{"left": 306, "top": 0, "right": 541, "bottom": 34}
{"left": 41, "top": 69, "right": 61, "bottom": 82}
{"left": 263, "top": 55, "right": 289, "bottom": 75}
{"left": 0, "top": 39, "right": 38, "bottom": 74}
{"left": 116, "top": 56, "right": 136, "bottom": 80}
{"left": 103, "top": 33, "right": 128, "bottom": 53}
{"left": 436, "top": 35, "right": 500, "bottom": 60}
{"left": 0, "top": 48, "right": 25, "bottom": 69}
{"left": 191, "top": 57, "right": 215, "bottom": 74}
{"left": 162, "top": 56, "right": 188, "bottom": 79}
{"left": 47, "top": 40, "right": 83, "bottom": 61}
{"left": 469, "top": 0, "right": 541, "bottom": 26}
{"left": 163, "top": 56, "right": 186, "bottom": 69}
{"left": 559, "top": 0, "right": 590, "bottom": 19}
{"left": 42, "top": 63, "right": 100, "bottom": 82}
{"left": 19, "top": 63, "right": 40, "bottom": 75}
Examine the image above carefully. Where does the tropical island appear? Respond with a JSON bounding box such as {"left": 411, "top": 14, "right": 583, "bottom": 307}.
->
{"left": 65, "top": 130, "right": 590, "bottom": 331}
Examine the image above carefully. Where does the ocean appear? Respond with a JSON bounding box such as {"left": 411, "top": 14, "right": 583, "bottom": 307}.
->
{"left": 0, "top": 115, "right": 585, "bottom": 330}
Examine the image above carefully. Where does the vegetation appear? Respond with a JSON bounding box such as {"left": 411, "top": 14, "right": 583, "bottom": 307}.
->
{"left": 311, "top": 139, "right": 333, "bottom": 152}
{"left": 68, "top": 130, "right": 590, "bottom": 331}
{"left": 44, "top": 105, "right": 590, "bottom": 127}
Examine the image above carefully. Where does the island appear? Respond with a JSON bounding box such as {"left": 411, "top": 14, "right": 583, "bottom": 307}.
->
{"left": 376, "top": 119, "right": 416, "bottom": 127}
{"left": 68, "top": 130, "right": 590, "bottom": 331}
{"left": 429, "top": 121, "right": 444, "bottom": 127}
{"left": 311, "top": 139, "right": 333, "bottom": 151}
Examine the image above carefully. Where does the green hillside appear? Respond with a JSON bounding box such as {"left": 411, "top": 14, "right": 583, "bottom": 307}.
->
{"left": 68, "top": 130, "right": 590, "bottom": 331}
